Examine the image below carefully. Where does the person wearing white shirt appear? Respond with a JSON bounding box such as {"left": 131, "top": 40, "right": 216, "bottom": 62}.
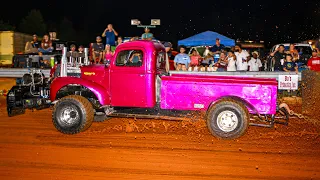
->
{"left": 248, "top": 51, "right": 262, "bottom": 71}
{"left": 227, "top": 51, "right": 237, "bottom": 71}
{"left": 234, "top": 44, "right": 249, "bottom": 71}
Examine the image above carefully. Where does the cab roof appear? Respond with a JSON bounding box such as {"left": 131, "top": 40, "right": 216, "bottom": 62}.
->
{"left": 117, "top": 40, "right": 165, "bottom": 52}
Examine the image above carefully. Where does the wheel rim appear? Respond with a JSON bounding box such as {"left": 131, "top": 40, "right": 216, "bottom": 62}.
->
{"left": 58, "top": 106, "right": 80, "bottom": 127}
{"left": 217, "top": 110, "right": 238, "bottom": 132}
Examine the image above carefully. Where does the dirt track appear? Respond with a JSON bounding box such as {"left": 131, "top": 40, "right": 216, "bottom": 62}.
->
{"left": 0, "top": 96, "right": 320, "bottom": 179}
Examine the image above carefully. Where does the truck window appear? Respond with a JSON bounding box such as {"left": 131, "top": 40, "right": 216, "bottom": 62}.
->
{"left": 116, "top": 50, "right": 143, "bottom": 67}
{"left": 157, "top": 52, "right": 166, "bottom": 72}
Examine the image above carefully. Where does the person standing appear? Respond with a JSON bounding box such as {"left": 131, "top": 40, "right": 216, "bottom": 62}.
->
{"left": 234, "top": 44, "right": 249, "bottom": 71}
{"left": 307, "top": 49, "right": 320, "bottom": 71}
{"left": 210, "top": 38, "right": 225, "bottom": 54}
{"left": 226, "top": 51, "right": 237, "bottom": 71}
{"left": 248, "top": 51, "right": 262, "bottom": 71}
{"left": 271, "top": 44, "right": 286, "bottom": 71}
{"left": 141, "top": 27, "right": 153, "bottom": 40}
{"left": 102, "top": 24, "right": 118, "bottom": 51}
{"left": 163, "top": 42, "right": 172, "bottom": 72}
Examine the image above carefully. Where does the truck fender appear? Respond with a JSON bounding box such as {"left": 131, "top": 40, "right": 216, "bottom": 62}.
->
{"left": 50, "top": 77, "right": 110, "bottom": 105}
{"left": 206, "top": 96, "right": 259, "bottom": 117}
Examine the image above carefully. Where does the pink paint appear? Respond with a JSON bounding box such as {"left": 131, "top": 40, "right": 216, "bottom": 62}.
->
{"left": 51, "top": 40, "right": 278, "bottom": 115}
{"left": 160, "top": 75, "right": 277, "bottom": 114}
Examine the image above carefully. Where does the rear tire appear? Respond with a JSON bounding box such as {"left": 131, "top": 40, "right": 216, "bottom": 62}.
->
{"left": 206, "top": 98, "right": 249, "bottom": 139}
{"left": 52, "top": 95, "right": 94, "bottom": 134}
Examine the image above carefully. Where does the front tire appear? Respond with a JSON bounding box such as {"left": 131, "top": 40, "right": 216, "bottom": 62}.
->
{"left": 206, "top": 99, "right": 249, "bottom": 139}
{"left": 52, "top": 95, "right": 94, "bottom": 134}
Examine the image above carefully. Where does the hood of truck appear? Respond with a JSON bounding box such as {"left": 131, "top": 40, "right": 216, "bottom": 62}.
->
{"left": 80, "top": 65, "right": 107, "bottom": 85}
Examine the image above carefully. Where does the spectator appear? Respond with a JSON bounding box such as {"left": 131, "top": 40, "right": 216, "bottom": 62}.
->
{"left": 210, "top": 38, "right": 225, "bottom": 54}
{"left": 104, "top": 44, "right": 114, "bottom": 63}
{"left": 287, "top": 43, "right": 299, "bottom": 61}
{"left": 203, "top": 46, "right": 210, "bottom": 56}
{"left": 271, "top": 44, "right": 286, "bottom": 71}
{"left": 227, "top": 51, "right": 237, "bottom": 71}
{"left": 163, "top": 42, "right": 172, "bottom": 72}
{"left": 70, "top": 44, "right": 76, "bottom": 52}
{"left": 116, "top": 36, "right": 123, "bottom": 46}
{"left": 217, "top": 52, "right": 228, "bottom": 71}
{"left": 248, "top": 51, "right": 262, "bottom": 71}
{"left": 66, "top": 44, "right": 77, "bottom": 65}
{"left": 174, "top": 45, "right": 190, "bottom": 71}
{"left": 78, "top": 45, "right": 85, "bottom": 64}
{"left": 78, "top": 45, "right": 84, "bottom": 53}
{"left": 141, "top": 27, "right": 153, "bottom": 40}
{"left": 38, "top": 34, "right": 53, "bottom": 53}
{"left": 102, "top": 24, "right": 118, "bottom": 51}
{"left": 307, "top": 49, "right": 320, "bottom": 71}
{"left": 25, "top": 34, "right": 40, "bottom": 54}
{"left": 283, "top": 54, "right": 298, "bottom": 96}
{"left": 234, "top": 44, "right": 249, "bottom": 71}
{"left": 181, "top": 64, "right": 187, "bottom": 71}
{"left": 190, "top": 49, "right": 201, "bottom": 66}
{"left": 92, "top": 36, "right": 105, "bottom": 64}
{"left": 201, "top": 54, "right": 213, "bottom": 67}
{"left": 130, "top": 36, "right": 139, "bottom": 41}
{"left": 283, "top": 54, "right": 298, "bottom": 73}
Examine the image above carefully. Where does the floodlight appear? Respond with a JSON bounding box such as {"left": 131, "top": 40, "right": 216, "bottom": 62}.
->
{"left": 151, "top": 19, "right": 160, "bottom": 25}
{"left": 131, "top": 19, "right": 140, "bottom": 25}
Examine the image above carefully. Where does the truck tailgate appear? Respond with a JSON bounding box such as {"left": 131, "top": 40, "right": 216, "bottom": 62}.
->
{"left": 160, "top": 74, "right": 278, "bottom": 115}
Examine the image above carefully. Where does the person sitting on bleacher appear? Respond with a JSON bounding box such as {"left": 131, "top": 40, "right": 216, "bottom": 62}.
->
{"left": 38, "top": 34, "right": 53, "bottom": 53}
{"left": 25, "top": 34, "right": 40, "bottom": 54}
{"left": 66, "top": 44, "right": 78, "bottom": 66}
{"left": 78, "top": 45, "right": 86, "bottom": 64}
{"left": 92, "top": 36, "right": 105, "bottom": 64}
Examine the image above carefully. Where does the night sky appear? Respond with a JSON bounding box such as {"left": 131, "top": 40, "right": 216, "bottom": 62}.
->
{"left": 1, "top": 0, "right": 319, "bottom": 47}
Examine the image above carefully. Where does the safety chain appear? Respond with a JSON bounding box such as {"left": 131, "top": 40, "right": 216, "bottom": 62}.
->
{"left": 290, "top": 111, "right": 309, "bottom": 120}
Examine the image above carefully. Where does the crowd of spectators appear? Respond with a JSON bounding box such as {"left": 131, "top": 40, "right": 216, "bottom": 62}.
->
{"left": 23, "top": 23, "right": 320, "bottom": 72}
{"left": 173, "top": 38, "right": 264, "bottom": 72}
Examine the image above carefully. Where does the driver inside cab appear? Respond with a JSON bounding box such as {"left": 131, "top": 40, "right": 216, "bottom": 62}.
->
{"left": 127, "top": 51, "right": 142, "bottom": 66}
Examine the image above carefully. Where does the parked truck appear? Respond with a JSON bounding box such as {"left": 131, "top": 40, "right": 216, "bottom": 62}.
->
{"left": 6, "top": 40, "right": 290, "bottom": 139}
{"left": 0, "top": 31, "right": 33, "bottom": 67}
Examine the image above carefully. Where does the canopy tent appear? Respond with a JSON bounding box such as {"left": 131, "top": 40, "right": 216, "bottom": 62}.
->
{"left": 178, "top": 31, "right": 235, "bottom": 47}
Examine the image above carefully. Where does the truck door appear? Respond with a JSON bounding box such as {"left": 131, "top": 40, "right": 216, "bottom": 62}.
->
{"left": 110, "top": 48, "right": 148, "bottom": 107}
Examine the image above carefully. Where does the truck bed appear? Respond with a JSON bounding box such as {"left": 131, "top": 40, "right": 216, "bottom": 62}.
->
{"left": 160, "top": 74, "right": 278, "bottom": 115}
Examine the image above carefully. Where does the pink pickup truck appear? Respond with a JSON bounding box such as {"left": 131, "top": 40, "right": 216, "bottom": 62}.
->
{"left": 7, "top": 40, "right": 289, "bottom": 139}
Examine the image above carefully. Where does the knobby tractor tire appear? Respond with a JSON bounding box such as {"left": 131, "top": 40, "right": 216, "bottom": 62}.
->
{"left": 52, "top": 95, "right": 94, "bottom": 134}
{"left": 206, "top": 98, "right": 249, "bottom": 139}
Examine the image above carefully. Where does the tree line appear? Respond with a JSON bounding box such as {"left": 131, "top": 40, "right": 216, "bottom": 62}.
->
{"left": 0, "top": 9, "right": 86, "bottom": 43}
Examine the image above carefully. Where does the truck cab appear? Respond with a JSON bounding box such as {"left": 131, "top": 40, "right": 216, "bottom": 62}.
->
{"left": 50, "top": 40, "right": 166, "bottom": 108}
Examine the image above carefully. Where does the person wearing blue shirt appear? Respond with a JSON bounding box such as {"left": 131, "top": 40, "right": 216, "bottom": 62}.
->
{"left": 141, "top": 28, "right": 153, "bottom": 40}
{"left": 102, "top": 24, "right": 118, "bottom": 51}
{"left": 210, "top": 38, "right": 225, "bottom": 54}
{"left": 174, "top": 45, "right": 191, "bottom": 71}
